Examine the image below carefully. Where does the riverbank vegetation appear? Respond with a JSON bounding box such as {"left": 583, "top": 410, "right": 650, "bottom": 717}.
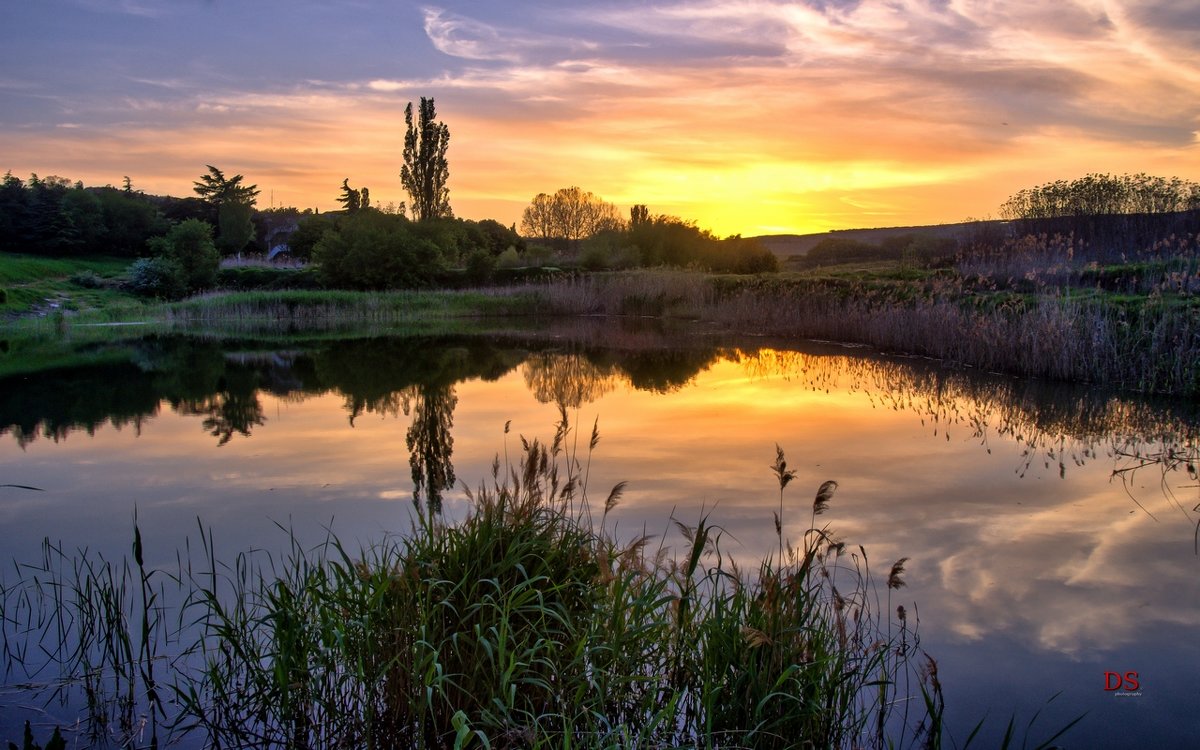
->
{"left": 3, "top": 156, "right": 1198, "bottom": 396}
{"left": 2, "top": 430, "right": 953, "bottom": 749}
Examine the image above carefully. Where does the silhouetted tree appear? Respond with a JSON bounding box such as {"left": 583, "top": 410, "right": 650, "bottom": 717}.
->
{"left": 193, "top": 165, "right": 260, "bottom": 207}
{"left": 194, "top": 166, "right": 259, "bottom": 255}
{"left": 630, "top": 204, "right": 650, "bottom": 228}
{"left": 520, "top": 187, "right": 624, "bottom": 247}
{"left": 337, "top": 178, "right": 362, "bottom": 213}
{"left": 520, "top": 193, "right": 555, "bottom": 240}
{"left": 400, "top": 97, "right": 451, "bottom": 221}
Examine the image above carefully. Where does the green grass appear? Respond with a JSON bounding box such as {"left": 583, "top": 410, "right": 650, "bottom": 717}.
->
{"left": 0, "top": 253, "right": 137, "bottom": 317}
{"left": 162, "top": 288, "right": 544, "bottom": 335}
{"left": 0, "top": 253, "right": 130, "bottom": 286}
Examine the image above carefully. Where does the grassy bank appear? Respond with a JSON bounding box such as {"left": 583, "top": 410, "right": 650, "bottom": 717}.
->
{"left": 0, "top": 253, "right": 151, "bottom": 320}
{"left": 7, "top": 242, "right": 1198, "bottom": 396}
{"left": 2, "top": 428, "right": 952, "bottom": 749}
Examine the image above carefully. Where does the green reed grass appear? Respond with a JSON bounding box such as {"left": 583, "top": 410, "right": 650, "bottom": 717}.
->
{"left": 5, "top": 419, "right": 1083, "bottom": 748}
{"left": 164, "top": 289, "right": 537, "bottom": 330}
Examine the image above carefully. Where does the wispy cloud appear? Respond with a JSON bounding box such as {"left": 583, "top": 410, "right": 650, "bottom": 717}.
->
{"left": 422, "top": 6, "right": 595, "bottom": 63}
{"left": 3, "top": 0, "right": 1198, "bottom": 234}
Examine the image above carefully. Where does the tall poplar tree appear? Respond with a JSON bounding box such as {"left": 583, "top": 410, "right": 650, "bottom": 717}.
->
{"left": 400, "top": 98, "right": 451, "bottom": 221}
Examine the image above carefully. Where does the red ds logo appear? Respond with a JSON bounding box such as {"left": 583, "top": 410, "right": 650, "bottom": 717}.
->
{"left": 1104, "top": 671, "right": 1140, "bottom": 691}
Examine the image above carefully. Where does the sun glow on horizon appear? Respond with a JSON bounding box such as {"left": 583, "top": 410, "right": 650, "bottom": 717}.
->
{"left": 2, "top": 1, "right": 1198, "bottom": 237}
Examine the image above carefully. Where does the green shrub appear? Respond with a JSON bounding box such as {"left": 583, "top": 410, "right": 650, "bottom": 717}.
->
{"left": 495, "top": 246, "right": 522, "bottom": 269}
{"left": 125, "top": 256, "right": 187, "bottom": 299}
{"left": 147, "top": 219, "right": 219, "bottom": 292}
{"left": 464, "top": 248, "right": 496, "bottom": 284}
{"left": 69, "top": 269, "right": 104, "bottom": 289}
{"left": 313, "top": 211, "right": 443, "bottom": 290}
{"left": 215, "top": 265, "right": 324, "bottom": 291}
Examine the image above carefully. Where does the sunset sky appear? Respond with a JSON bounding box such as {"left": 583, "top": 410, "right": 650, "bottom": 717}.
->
{"left": 3, "top": 0, "right": 1199, "bottom": 236}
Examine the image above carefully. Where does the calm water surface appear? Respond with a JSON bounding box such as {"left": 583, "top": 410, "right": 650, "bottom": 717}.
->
{"left": 1, "top": 330, "right": 1197, "bottom": 747}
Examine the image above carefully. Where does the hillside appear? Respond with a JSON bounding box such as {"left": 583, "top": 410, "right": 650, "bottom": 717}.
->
{"left": 753, "top": 219, "right": 1008, "bottom": 259}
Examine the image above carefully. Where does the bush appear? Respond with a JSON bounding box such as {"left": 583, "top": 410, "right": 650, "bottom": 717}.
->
{"left": 285, "top": 215, "right": 338, "bottom": 262}
{"left": 125, "top": 257, "right": 187, "bottom": 299}
{"left": 147, "top": 219, "right": 219, "bottom": 292}
{"left": 496, "top": 247, "right": 522, "bottom": 269}
{"left": 216, "top": 265, "right": 325, "bottom": 291}
{"left": 706, "top": 236, "right": 779, "bottom": 273}
{"left": 313, "top": 211, "right": 443, "bottom": 290}
{"left": 69, "top": 269, "right": 104, "bottom": 289}
{"left": 580, "top": 243, "right": 611, "bottom": 271}
{"left": 464, "top": 248, "right": 496, "bottom": 284}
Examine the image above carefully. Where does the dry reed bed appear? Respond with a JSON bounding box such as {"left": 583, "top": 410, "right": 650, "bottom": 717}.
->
{"left": 527, "top": 271, "right": 1200, "bottom": 396}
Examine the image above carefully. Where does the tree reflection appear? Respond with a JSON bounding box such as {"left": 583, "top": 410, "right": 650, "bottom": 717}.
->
{"left": 4, "top": 333, "right": 1196, "bottom": 526}
{"left": 177, "top": 367, "right": 266, "bottom": 446}
{"left": 522, "top": 353, "right": 619, "bottom": 409}
{"left": 403, "top": 384, "right": 458, "bottom": 514}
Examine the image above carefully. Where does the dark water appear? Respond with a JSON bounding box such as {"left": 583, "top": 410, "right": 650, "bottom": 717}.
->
{"left": 1, "top": 328, "right": 1197, "bottom": 747}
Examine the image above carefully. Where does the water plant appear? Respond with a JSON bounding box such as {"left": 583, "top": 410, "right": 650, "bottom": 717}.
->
{"left": 1, "top": 422, "right": 1007, "bottom": 748}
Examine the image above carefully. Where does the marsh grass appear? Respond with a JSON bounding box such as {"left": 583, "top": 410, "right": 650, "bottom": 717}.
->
{"left": 163, "top": 289, "right": 542, "bottom": 333}
{"left": 522, "top": 266, "right": 1199, "bottom": 396}
{"left": 2, "top": 419, "right": 945, "bottom": 749}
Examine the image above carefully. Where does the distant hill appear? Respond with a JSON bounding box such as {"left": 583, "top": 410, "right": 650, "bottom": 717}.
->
{"left": 753, "top": 219, "right": 1009, "bottom": 258}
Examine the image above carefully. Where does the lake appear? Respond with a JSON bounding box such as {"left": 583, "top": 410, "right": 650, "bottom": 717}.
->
{"left": 1, "top": 325, "right": 1197, "bottom": 747}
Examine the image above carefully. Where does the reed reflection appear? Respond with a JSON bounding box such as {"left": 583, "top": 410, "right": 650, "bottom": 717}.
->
{"left": 734, "top": 346, "right": 1199, "bottom": 514}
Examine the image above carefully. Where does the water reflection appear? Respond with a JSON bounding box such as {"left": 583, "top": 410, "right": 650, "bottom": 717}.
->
{"left": 2, "top": 333, "right": 1197, "bottom": 514}
{"left": 404, "top": 384, "right": 457, "bottom": 513}
{"left": 523, "top": 353, "right": 618, "bottom": 409}
{"left": 2, "top": 329, "right": 1199, "bottom": 746}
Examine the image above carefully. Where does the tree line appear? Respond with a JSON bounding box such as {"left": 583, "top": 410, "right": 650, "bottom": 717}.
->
{"left": 517, "top": 186, "right": 778, "bottom": 274}
{"left": 1001, "top": 173, "right": 1200, "bottom": 220}
{"left": 1, "top": 95, "right": 779, "bottom": 296}
{"left": 998, "top": 173, "right": 1200, "bottom": 252}
{"left": 19, "top": 92, "right": 1200, "bottom": 297}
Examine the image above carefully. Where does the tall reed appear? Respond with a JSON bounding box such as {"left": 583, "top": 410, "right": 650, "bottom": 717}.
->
{"left": 526, "top": 269, "right": 1200, "bottom": 396}
{"left": 3, "top": 421, "right": 942, "bottom": 749}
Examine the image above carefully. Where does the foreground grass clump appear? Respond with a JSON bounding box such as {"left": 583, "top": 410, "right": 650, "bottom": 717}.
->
{"left": 3, "top": 426, "right": 933, "bottom": 749}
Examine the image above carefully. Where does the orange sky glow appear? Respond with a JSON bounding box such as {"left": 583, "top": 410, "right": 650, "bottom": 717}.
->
{"left": 3, "top": 1, "right": 1199, "bottom": 236}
